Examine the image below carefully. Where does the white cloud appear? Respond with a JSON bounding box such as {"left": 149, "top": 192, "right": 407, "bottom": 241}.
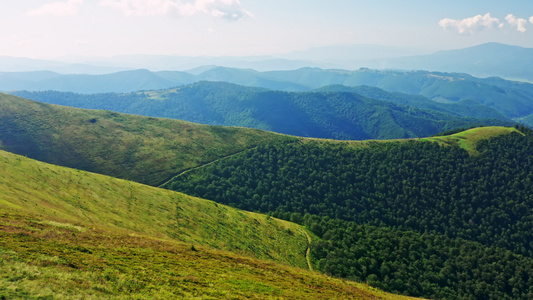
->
{"left": 530, "top": 16, "right": 533, "bottom": 24}
{"left": 506, "top": 14, "right": 528, "bottom": 32}
{"left": 27, "top": 0, "right": 83, "bottom": 17}
{"left": 100, "top": 0, "right": 252, "bottom": 20}
{"left": 439, "top": 13, "right": 501, "bottom": 35}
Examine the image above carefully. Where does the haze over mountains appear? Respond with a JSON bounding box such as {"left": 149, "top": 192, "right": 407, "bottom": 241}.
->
{"left": 4, "top": 43, "right": 533, "bottom": 134}
{"left": 1, "top": 43, "right": 532, "bottom": 81}
{"left": 9, "top": 66, "right": 533, "bottom": 131}
{"left": 12, "top": 81, "right": 514, "bottom": 140}
{"left": 2, "top": 38, "right": 533, "bottom": 299}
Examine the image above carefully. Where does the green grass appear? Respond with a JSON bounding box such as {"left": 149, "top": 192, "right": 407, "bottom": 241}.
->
{"left": 0, "top": 151, "right": 416, "bottom": 299}
{"left": 0, "top": 93, "right": 295, "bottom": 186}
{"left": 420, "top": 126, "right": 520, "bottom": 154}
{"left": 0, "top": 149, "right": 308, "bottom": 268}
{"left": 0, "top": 93, "right": 516, "bottom": 191}
{"left": 0, "top": 214, "right": 416, "bottom": 299}
{"left": 304, "top": 126, "right": 520, "bottom": 156}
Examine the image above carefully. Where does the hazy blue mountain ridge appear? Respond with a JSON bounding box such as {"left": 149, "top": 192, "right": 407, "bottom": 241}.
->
{"left": 12, "top": 81, "right": 513, "bottom": 140}
{"left": 365, "top": 43, "right": 533, "bottom": 81}
{"left": 2, "top": 43, "right": 532, "bottom": 80}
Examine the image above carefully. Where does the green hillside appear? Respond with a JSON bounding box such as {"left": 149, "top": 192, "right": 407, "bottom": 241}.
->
{"left": 7, "top": 67, "right": 533, "bottom": 121}
{"left": 10, "top": 82, "right": 512, "bottom": 140}
{"left": 164, "top": 126, "right": 533, "bottom": 299}
{"left": 0, "top": 148, "right": 309, "bottom": 267}
{"left": 0, "top": 92, "right": 294, "bottom": 186}
{"left": 517, "top": 112, "right": 533, "bottom": 127}
{"left": 421, "top": 126, "right": 521, "bottom": 155}
{"left": 0, "top": 149, "right": 418, "bottom": 299}
{"left": 262, "top": 68, "right": 533, "bottom": 119}
{"left": 314, "top": 84, "right": 509, "bottom": 120}
{"left": 1, "top": 91, "right": 531, "bottom": 298}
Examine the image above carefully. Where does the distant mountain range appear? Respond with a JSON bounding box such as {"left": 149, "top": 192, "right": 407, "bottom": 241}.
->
{"left": 1, "top": 43, "right": 532, "bottom": 81}
{"left": 8, "top": 67, "right": 533, "bottom": 126}
{"left": 12, "top": 81, "right": 513, "bottom": 140}
{"left": 364, "top": 43, "right": 533, "bottom": 81}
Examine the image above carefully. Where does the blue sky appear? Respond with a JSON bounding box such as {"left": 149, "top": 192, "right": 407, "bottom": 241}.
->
{"left": 0, "top": 0, "right": 532, "bottom": 59}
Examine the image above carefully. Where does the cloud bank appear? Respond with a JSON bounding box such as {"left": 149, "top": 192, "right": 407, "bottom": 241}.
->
{"left": 27, "top": 0, "right": 83, "bottom": 17}
{"left": 506, "top": 14, "right": 528, "bottom": 33}
{"left": 438, "top": 13, "right": 502, "bottom": 35}
{"left": 99, "top": 0, "right": 252, "bottom": 20}
{"left": 439, "top": 13, "right": 533, "bottom": 34}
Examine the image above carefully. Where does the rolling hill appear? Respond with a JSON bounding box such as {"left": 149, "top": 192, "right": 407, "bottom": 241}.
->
{"left": 163, "top": 126, "right": 533, "bottom": 299}
{"left": 7, "top": 66, "right": 533, "bottom": 124}
{"left": 0, "top": 148, "right": 417, "bottom": 299}
{"left": 314, "top": 84, "right": 509, "bottom": 120}
{"left": 258, "top": 68, "right": 533, "bottom": 119}
{"left": 8, "top": 83, "right": 513, "bottom": 141}
{"left": 1, "top": 89, "right": 532, "bottom": 298}
{"left": 0, "top": 92, "right": 294, "bottom": 186}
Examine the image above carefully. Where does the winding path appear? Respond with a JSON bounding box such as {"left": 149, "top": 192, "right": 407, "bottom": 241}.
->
{"left": 157, "top": 147, "right": 314, "bottom": 271}
{"left": 301, "top": 228, "right": 313, "bottom": 271}
{"left": 157, "top": 148, "right": 252, "bottom": 188}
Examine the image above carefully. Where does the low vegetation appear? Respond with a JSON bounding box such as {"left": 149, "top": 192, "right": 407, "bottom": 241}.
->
{"left": 421, "top": 126, "right": 520, "bottom": 155}
{"left": 0, "top": 149, "right": 308, "bottom": 268}
{"left": 0, "top": 149, "right": 418, "bottom": 299}
{"left": 0, "top": 93, "right": 294, "bottom": 186}
{"left": 0, "top": 212, "right": 413, "bottom": 299}
{"left": 2, "top": 92, "right": 531, "bottom": 298}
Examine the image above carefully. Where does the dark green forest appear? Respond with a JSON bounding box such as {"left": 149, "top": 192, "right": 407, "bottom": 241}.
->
{"left": 306, "top": 217, "right": 533, "bottom": 299}
{"left": 164, "top": 129, "right": 533, "bottom": 299}
{"left": 12, "top": 82, "right": 512, "bottom": 140}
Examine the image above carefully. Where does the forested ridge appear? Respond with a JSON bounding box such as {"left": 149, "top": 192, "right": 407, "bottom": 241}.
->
{"left": 307, "top": 218, "right": 533, "bottom": 299}
{"left": 164, "top": 127, "right": 533, "bottom": 299}
{"left": 12, "top": 82, "right": 512, "bottom": 140}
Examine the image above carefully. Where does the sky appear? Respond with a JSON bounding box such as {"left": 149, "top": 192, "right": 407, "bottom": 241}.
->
{"left": 1, "top": 0, "right": 532, "bottom": 59}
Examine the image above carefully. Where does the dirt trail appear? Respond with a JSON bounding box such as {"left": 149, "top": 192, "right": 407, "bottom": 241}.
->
{"left": 157, "top": 149, "right": 251, "bottom": 188}
{"left": 301, "top": 229, "right": 313, "bottom": 271}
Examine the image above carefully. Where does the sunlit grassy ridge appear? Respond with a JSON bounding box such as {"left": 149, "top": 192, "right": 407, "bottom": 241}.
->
{"left": 0, "top": 151, "right": 417, "bottom": 299}
{"left": 0, "top": 213, "right": 415, "bottom": 299}
{"left": 420, "top": 126, "right": 521, "bottom": 154}
{"left": 0, "top": 93, "right": 295, "bottom": 186}
{"left": 0, "top": 93, "right": 516, "bottom": 191}
{"left": 0, "top": 149, "right": 308, "bottom": 268}
{"left": 303, "top": 126, "right": 520, "bottom": 155}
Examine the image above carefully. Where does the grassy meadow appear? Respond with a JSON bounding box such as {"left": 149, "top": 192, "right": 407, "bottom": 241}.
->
{"left": 0, "top": 149, "right": 417, "bottom": 299}
{"left": 420, "top": 126, "right": 521, "bottom": 154}
{"left": 0, "top": 93, "right": 295, "bottom": 186}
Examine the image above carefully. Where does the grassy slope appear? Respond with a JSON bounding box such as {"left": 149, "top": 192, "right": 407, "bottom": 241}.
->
{"left": 0, "top": 214, "right": 413, "bottom": 300}
{"left": 0, "top": 150, "right": 416, "bottom": 299}
{"left": 420, "top": 126, "right": 521, "bottom": 154}
{"left": 304, "top": 126, "right": 520, "bottom": 155}
{"left": 0, "top": 149, "right": 308, "bottom": 269}
{"left": 0, "top": 93, "right": 295, "bottom": 186}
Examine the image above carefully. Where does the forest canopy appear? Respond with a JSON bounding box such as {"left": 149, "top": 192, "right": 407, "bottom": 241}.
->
{"left": 164, "top": 129, "right": 533, "bottom": 299}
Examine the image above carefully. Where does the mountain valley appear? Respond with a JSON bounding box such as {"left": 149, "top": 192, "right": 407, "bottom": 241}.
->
{"left": 1, "top": 91, "right": 532, "bottom": 298}
{"left": 1, "top": 42, "right": 533, "bottom": 299}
